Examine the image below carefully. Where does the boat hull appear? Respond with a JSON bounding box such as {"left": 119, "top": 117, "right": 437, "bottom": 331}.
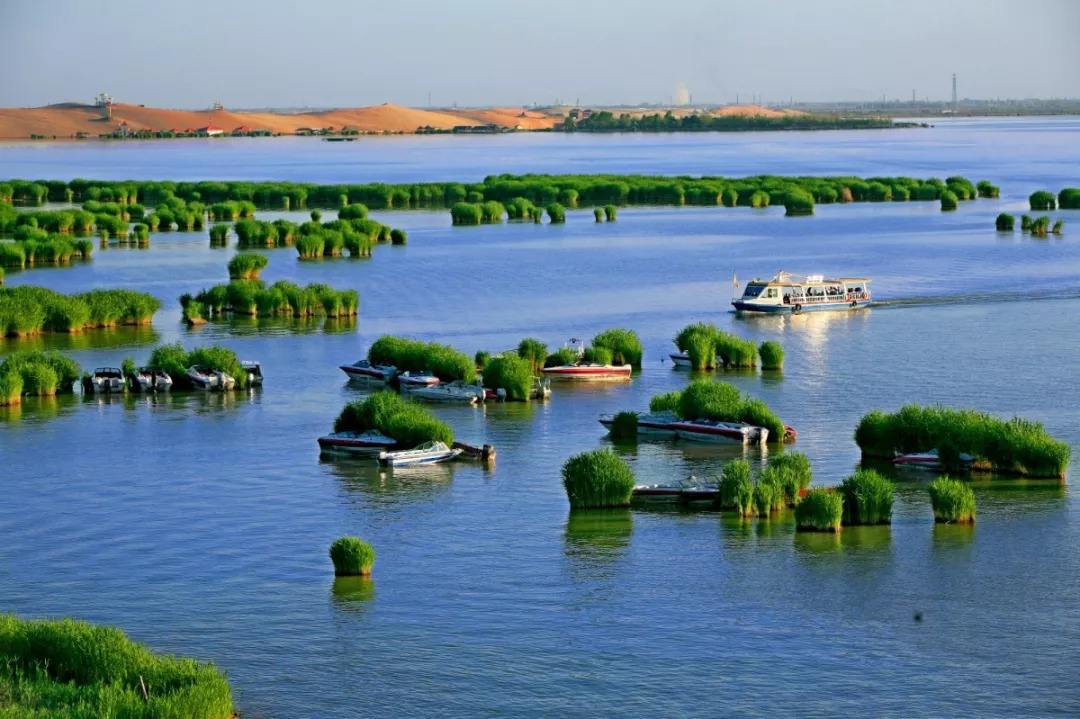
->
{"left": 318, "top": 433, "right": 397, "bottom": 456}
{"left": 669, "top": 353, "right": 692, "bottom": 368}
{"left": 542, "top": 364, "right": 632, "bottom": 382}
{"left": 732, "top": 300, "right": 872, "bottom": 314}
{"left": 378, "top": 448, "right": 462, "bottom": 467}
{"left": 340, "top": 364, "right": 393, "bottom": 382}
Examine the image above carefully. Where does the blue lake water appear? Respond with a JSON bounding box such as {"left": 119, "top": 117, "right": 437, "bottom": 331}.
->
{"left": 1, "top": 118, "right": 1079, "bottom": 717}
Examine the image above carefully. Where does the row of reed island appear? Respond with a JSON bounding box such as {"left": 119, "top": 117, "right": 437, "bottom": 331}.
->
{"left": 0, "top": 286, "right": 159, "bottom": 337}
{"left": 995, "top": 213, "right": 1065, "bottom": 236}
{"left": 0, "top": 614, "right": 233, "bottom": 719}
{"left": 1, "top": 174, "right": 996, "bottom": 215}
{"left": 674, "top": 322, "right": 784, "bottom": 370}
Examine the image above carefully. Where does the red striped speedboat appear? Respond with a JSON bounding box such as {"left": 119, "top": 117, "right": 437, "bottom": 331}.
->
{"left": 670, "top": 419, "right": 769, "bottom": 445}
{"left": 339, "top": 359, "right": 396, "bottom": 383}
{"left": 317, "top": 431, "right": 398, "bottom": 456}
{"left": 541, "top": 363, "right": 632, "bottom": 382}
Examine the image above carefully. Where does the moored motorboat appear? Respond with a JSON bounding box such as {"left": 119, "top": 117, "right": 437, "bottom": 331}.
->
{"left": 671, "top": 418, "right": 769, "bottom": 445}
{"left": 401, "top": 380, "right": 485, "bottom": 404}
{"left": 733, "top": 272, "right": 871, "bottom": 314}
{"left": 633, "top": 475, "right": 719, "bottom": 504}
{"left": 186, "top": 365, "right": 236, "bottom": 391}
{"left": 396, "top": 370, "right": 440, "bottom": 388}
{"left": 134, "top": 367, "right": 172, "bottom": 392}
{"left": 378, "top": 441, "right": 462, "bottom": 467}
{"left": 339, "top": 359, "right": 396, "bottom": 383}
{"left": 892, "top": 449, "right": 974, "bottom": 471}
{"left": 599, "top": 411, "right": 680, "bottom": 438}
{"left": 241, "top": 360, "right": 263, "bottom": 387}
{"left": 90, "top": 367, "right": 125, "bottom": 393}
{"left": 541, "top": 363, "right": 632, "bottom": 381}
{"left": 669, "top": 353, "right": 692, "bottom": 368}
{"left": 318, "top": 430, "right": 398, "bottom": 456}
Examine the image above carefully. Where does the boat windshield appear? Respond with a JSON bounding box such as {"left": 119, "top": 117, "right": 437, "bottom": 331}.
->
{"left": 742, "top": 283, "right": 766, "bottom": 298}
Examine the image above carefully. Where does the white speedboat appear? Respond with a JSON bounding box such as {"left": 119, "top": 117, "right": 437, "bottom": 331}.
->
{"left": 186, "top": 366, "right": 236, "bottom": 391}
{"left": 378, "top": 441, "right": 462, "bottom": 467}
{"left": 402, "top": 380, "right": 485, "bottom": 404}
{"left": 893, "top": 449, "right": 975, "bottom": 471}
{"left": 339, "top": 359, "right": 396, "bottom": 383}
{"left": 241, "top": 360, "right": 263, "bottom": 386}
{"left": 134, "top": 367, "right": 172, "bottom": 392}
{"left": 669, "top": 353, "right": 692, "bottom": 368}
{"left": 90, "top": 367, "right": 125, "bottom": 393}
{"left": 599, "top": 411, "right": 680, "bottom": 438}
{"left": 733, "top": 272, "right": 871, "bottom": 314}
{"left": 318, "top": 431, "right": 398, "bottom": 456}
{"left": 671, "top": 419, "right": 769, "bottom": 445}
{"left": 541, "top": 363, "right": 632, "bottom": 381}
{"left": 633, "top": 475, "right": 719, "bottom": 504}
{"left": 397, "top": 370, "right": 440, "bottom": 388}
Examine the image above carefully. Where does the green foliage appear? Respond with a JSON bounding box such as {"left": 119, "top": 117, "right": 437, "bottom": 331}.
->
{"left": 0, "top": 369, "right": 24, "bottom": 405}
{"left": 655, "top": 380, "right": 785, "bottom": 441}
{"left": 146, "top": 342, "right": 248, "bottom": 389}
{"left": 482, "top": 354, "right": 533, "bottom": 401}
{"left": 0, "top": 286, "right": 158, "bottom": 336}
{"left": 995, "top": 213, "right": 1015, "bottom": 231}
{"left": 561, "top": 449, "right": 636, "bottom": 509}
{"left": 592, "top": 327, "right": 642, "bottom": 367}
{"left": 795, "top": 489, "right": 843, "bottom": 532}
{"left": 0, "top": 614, "right": 233, "bottom": 719}
{"left": 603, "top": 204, "right": 617, "bottom": 221}
{"left": 648, "top": 391, "right": 682, "bottom": 413}
{"left": 976, "top": 180, "right": 999, "bottom": 198}
{"left": 188, "top": 280, "right": 357, "bottom": 319}
{"left": 940, "top": 190, "right": 958, "bottom": 211}
{"left": 368, "top": 335, "right": 476, "bottom": 382}
{"left": 718, "top": 459, "right": 753, "bottom": 515}
{"left": 609, "top": 411, "right": 639, "bottom": 440}
{"left": 758, "top": 340, "right": 784, "bottom": 370}
{"left": 1029, "top": 190, "right": 1056, "bottom": 210}
{"left": 516, "top": 337, "right": 548, "bottom": 373}
{"left": 581, "top": 346, "right": 613, "bottom": 365}
{"left": 333, "top": 391, "right": 453, "bottom": 446}
{"left": 390, "top": 228, "right": 407, "bottom": 244}
{"left": 0, "top": 350, "right": 80, "bottom": 399}
{"left": 753, "top": 477, "right": 781, "bottom": 517}
{"left": 839, "top": 469, "right": 895, "bottom": 525}
{"left": 768, "top": 452, "right": 812, "bottom": 504}
{"left": 1021, "top": 214, "right": 1033, "bottom": 231}
{"left": 338, "top": 204, "right": 369, "bottom": 220}
{"left": 474, "top": 350, "right": 490, "bottom": 369}
{"left": 594, "top": 207, "right": 604, "bottom": 222}
{"left": 450, "top": 202, "right": 483, "bottom": 225}
{"left": 329, "top": 536, "right": 376, "bottom": 576}
{"left": 783, "top": 187, "right": 815, "bottom": 216}
{"left": 927, "top": 476, "right": 976, "bottom": 523}
{"left": 855, "top": 404, "right": 1071, "bottom": 478}
{"left": 1058, "top": 188, "right": 1080, "bottom": 209}
{"left": 546, "top": 203, "right": 566, "bottom": 223}
{"left": 544, "top": 347, "right": 579, "bottom": 368}
{"left": 675, "top": 323, "right": 758, "bottom": 369}
{"left": 227, "top": 252, "right": 268, "bottom": 280}
{"left": 1052, "top": 219, "right": 1064, "bottom": 235}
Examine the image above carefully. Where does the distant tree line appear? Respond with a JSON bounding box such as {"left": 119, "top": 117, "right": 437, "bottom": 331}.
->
{"left": 560, "top": 110, "right": 899, "bottom": 133}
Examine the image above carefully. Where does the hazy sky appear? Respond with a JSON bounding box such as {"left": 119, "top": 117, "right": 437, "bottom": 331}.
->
{"left": 2, "top": 0, "right": 1077, "bottom": 108}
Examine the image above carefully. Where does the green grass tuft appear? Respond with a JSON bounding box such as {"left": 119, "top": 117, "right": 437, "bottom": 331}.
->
{"left": 482, "top": 354, "right": 533, "bottom": 401}
{"left": 562, "top": 449, "right": 636, "bottom": 509}
{"left": 927, "top": 476, "right": 976, "bottom": 523}
{"left": 795, "top": 488, "right": 843, "bottom": 532}
{"left": 758, "top": 340, "right": 784, "bottom": 370}
{"left": 609, "top": 411, "right": 639, "bottom": 440}
{"left": 227, "top": 252, "right": 268, "bottom": 280}
{"left": 592, "top": 328, "right": 642, "bottom": 368}
{"left": 839, "top": 469, "right": 895, "bottom": 525}
{"left": 329, "top": 536, "right": 376, "bottom": 576}
{"left": 718, "top": 459, "right": 754, "bottom": 515}
{"left": 368, "top": 335, "right": 475, "bottom": 383}
{"left": 333, "top": 391, "right": 453, "bottom": 447}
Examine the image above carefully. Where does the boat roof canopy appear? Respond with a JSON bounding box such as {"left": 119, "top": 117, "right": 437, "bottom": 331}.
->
{"left": 750, "top": 272, "right": 870, "bottom": 286}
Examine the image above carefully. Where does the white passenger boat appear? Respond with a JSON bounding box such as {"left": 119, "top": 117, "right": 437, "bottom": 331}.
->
{"left": 186, "top": 366, "right": 236, "bottom": 391}
{"left": 318, "top": 430, "right": 398, "bottom": 456}
{"left": 339, "top": 359, "right": 396, "bottom": 383}
{"left": 733, "top": 272, "right": 871, "bottom": 314}
{"left": 401, "top": 380, "right": 485, "bottom": 404}
{"left": 541, "top": 363, "right": 633, "bottom": 381}
{"left": 241, "top": 361, "right": 263, "bottom": 387}
{"left": 133, "top": 367, "right": 172, "bottom": 392}
{"left": 90, "top": 367, "right": 125, "bottom": 393}
{"left": 670, "top": 419, "right": 769, "bottom": 445}
{"left": 397, "top": 370, "right": 441, "bottom": 388}
{"left": 599, "top": 411, "right": 680, "bottom": 438}
{"left": 378, "top": 441, "right": 462, "bottom": 467}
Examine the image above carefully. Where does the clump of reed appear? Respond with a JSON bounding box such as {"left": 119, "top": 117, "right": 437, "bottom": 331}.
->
{"left": 516, "top": 337, "right": 548, "bottom": 374}
{"left": 561, "top": 449, "right": 636, "bottom": 509}
{"left": 593, "top": 207, "right": 604, "bottom": 222}
{"left": 0, "top": 350, "right": 81, "bottom": 405}
{"left": 0, "top": 286, "right": 159, "bottom": 337}
{"left": 783, "top": 187, "right": 815, "bottom": 216}
{"left": 604, "top": 204, "right": 617, "bottom": 221}
{"left": 1059, "top": 188, "right": 1080, "bottom": 209}
{"left": 543, "top": 346, "right": 579, "bottom": 368}
{"left": 758, "top": 340, "right": 784, "bottom": 370}
{"left": 839, "top": 469, "right": 894, "bottom": 525}
{"left": 976, "top": 180, "right": 1000, "bottom": 198}
{"left": 1052, "top": 219, "right": 1064, "bottom": 235}
{"left": 209, "top": 223, "right": 230, "bottom": 246}
{"left": 582, "top": 346, "right": 613, "bottom": 365}
{"left": 145, "top": 342, "right": 248, "bottom": 390}
{"left": 474, "top": 350, "right": 490, "bottom": 369}
{"left": 662, "top": 379, "right": 785, "bottom": 442}
{"left": 768, "top": 452, "right": 812, "bottom": 504}
{"left": 855, "top": 404, "right": 1070, "bottom": 478}
{"left": 368, "top": 335, "right": 476, "bottom": 383}
{"left": 227, "top": 252, "right": 268, "bottom": 280}
{"left": 183, "top": 280, "right": 358, "bottom": 321}
{"left": 673, "top": 322, "right": 759, "bottom": 369}
{"left": 794, "top": 489, "right": 843, "bottom": 532}
{"left": 753, "top": 474, "right": 783, "bottom": 517}
{"left": 608, "top": 411, "right": 639, "bottom": 440}
{"left": 1021, "top": 214, "right": 1033, "bottom": 232}
{"left": 1029, "top": 190, "right": 1056, "bottom": 210}
{"left": 481, "top": 353, "right": 533, "bottom": 401}
{"left": 995, "top": 213, "right": 1015, "bottom": 231}
{"left": 390, "top": 228, "right": 407, "bottom": 245}
{"left": 718, "top": 459, "right": 754, "bottom": 515}
{"left": 940, "top": 190, "right": 958, "bottom": 211}
{"left": 450, "top": 202, "right": 483, "bottom": 225}
{"left": 546, "top": 203, "right": 566, "bottom": 223}
{"left": 329, "top": 537, "right": 376, "bottom": 576}
{"left": 334, "top": 391, "right": 453, "bottom": 447}
{"left": 506, "top": 197, "right": 538, "bottom": 220}
{"left": 592, "top": 328, "right": 642, "bottom": 368}
{"left": 0, "top": 614, "right": 234, "bottom": 719}
{"left": 927, "top": 476, "right": 976, "bottom": 523}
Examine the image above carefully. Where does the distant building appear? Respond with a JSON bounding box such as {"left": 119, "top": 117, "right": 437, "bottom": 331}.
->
{"left": 115, "top": 121, "right": 134, "bottom": 137}
{"left": 452, "top": 124, "right": 501, "bottom": 134}
{"left": 196, "top": 125, "right": 224, "bottom": 137}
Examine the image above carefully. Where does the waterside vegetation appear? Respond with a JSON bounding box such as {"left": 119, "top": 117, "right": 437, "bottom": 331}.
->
{"left": 0, "top": 286, "right": 159, "bottom": 337}
{"left": 562, "top": 449, "right": 636, "bottom": 509}
{"left": 333, "top": 391, "right": 454, "bottom": 447}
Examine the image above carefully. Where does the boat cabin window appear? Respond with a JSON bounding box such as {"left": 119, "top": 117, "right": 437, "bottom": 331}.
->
{"left": 766, "top": 288, "right": 778, "bottom": 298}
{"left": 742, "top": 283, "right": 766, "bottom": 298}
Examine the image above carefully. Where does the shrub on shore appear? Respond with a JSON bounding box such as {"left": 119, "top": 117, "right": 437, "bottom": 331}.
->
{"left": 1029, "top": 190, "right": 1056, "bottom": 210}
{"left": 333, "top": 391, "right": 453, "bottom": 446}
{"left": 482, "top": 354, "right": 533, "bottom": 401}
{"left": 995, "top": 213, "right": 1015, "bottom": 231}
{"left": 927, "top": 476, "right": 976, "bottom": 523}
{"left": 561, "top": 449, "right": 636, "bottom": 509}
{"left": 758, "top": 340, "right": 784, "bottom": 370}
{"left": 0, "top": 614, "right": 233, "bottom": 719}
{"left": 854, "top": 404, "right": 1070, "bottom": 478}
{"left": 329, "top": 537, "right": 376, "bottom": 576}
{"left": 474, "top": 350, "right": 490, "bottom": 369}
{"left": 795, "top": 489, "right": 843, "bottom": 532}
{"left": 592, "top": 328, "right": 642, "bottom": 368}
{"left": 839, "top": 469, "right": 894, "bottom": 525}
{"left": 718, "top": 459, "right": 754, "bottom": 515}
{"left": 368, "top": 335, "right": 476, "bottom": 382}
{"left": 227, "top": 252, "right": 268, "bottom": 280}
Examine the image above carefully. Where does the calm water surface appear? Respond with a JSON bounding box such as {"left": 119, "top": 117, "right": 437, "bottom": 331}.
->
{"left": 1, "top": 118, "right": 1079, "bottom": 717}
